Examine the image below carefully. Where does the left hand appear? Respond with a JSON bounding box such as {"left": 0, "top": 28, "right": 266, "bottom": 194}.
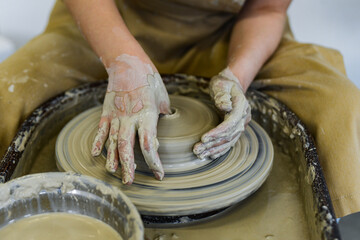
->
{"left": 91, "top": 54, "right": 171, "bottom": 184}
{"left": 193, "top": 67, "right": 251, "bottom": 159}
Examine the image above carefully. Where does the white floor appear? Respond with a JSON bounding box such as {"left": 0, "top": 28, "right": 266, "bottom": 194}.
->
{"left": 0, "top": 0, "right": 359, "bottom": 88}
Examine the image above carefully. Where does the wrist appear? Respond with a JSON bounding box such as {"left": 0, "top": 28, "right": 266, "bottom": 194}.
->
{"left": 101, "top": 40, "right": 155, "bottom": 70}
{"left": 106, "top": 54, "right": 156, "bottom": 92}
{"left": 221, "top": 66, "right": 249, "bottom": 92}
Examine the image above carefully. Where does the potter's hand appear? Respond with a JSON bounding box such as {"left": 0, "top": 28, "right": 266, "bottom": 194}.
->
{"left": 91, "top": 54, "right": 171, "bottom": 184}
{"left": 193, "top": 67, "right": 251, "bottom": 159}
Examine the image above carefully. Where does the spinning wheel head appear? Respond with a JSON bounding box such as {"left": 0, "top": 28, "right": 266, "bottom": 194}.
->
{"left": 56, "top": 95, "right": 273, "bottom": 225}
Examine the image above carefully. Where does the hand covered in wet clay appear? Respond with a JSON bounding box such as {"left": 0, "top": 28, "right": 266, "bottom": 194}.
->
{"left": 91, "top": 54, "right": 171, "bottom": 184}
{"left": 193, "top": 67, "right": 251, "bottom": 159}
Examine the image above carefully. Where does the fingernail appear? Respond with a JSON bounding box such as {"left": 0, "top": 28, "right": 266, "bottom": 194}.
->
{"left": 91, "top": 147, "right": 101, "bottom": 156}
{"left": 199, "top": 151, "right": 209, "bottom": 159}
{"left": 122, "top": 174, "right": 134, "bottom": 185}
{"left": 201, "top": 135, "right": 211, "bottom": 143}
{"left": 91, "top": 141, "right": 100, "bottom": 156}
{"left": 153, "top": 170, "right": 164, "bottom": 181}
{"left": 219, "top": 103, "right": 232, "bottom": 112}
{"left": 193, "top": 144, "right": 205, "bottom": 155}
{"left": 105, "top": 162, "right": 117, "bottom": 173}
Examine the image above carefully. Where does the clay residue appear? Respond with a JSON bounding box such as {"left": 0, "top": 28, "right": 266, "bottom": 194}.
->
{"left": 145, "top": 144, "right": 310, "bottom": 240}
{"left": 106, "top": 54, "right": 152, "bottom": 92}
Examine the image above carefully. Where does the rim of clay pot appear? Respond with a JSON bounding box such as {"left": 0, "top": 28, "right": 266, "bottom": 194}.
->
{"left": 0, "top": 75, "right": 341, "bottom": 239}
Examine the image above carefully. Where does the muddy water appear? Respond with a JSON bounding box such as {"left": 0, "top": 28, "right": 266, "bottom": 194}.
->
{"left": 145, "top": 144, "right": 309, "bottom": 240}
{"left": 29, "top": 134, "right": 58, "bottom": 174}
{"left": 0, "top": 213, "right": 123, "bottom": 240}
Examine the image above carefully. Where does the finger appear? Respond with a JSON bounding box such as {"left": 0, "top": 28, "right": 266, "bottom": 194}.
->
{"left": 155, "top": 73, "right": 171, "bottom": 112}
{"left": 105, "top": 118, "right": 120, "bottom": 173}
{"left": 91, "top": 116, "right": 109, "bottom": 156}
{"left": 210, "top": 77, "right": 233, "bottom": 112}
{"left": 118, "top": 122, "right": 136, "bottom": 185}
{"left": 244, "top": 108, "right": 252, "bottom": 126}
{"left": 193, "top": 142, "right": 206, "bottom": 156}
{"left": 199, "top": 145, "right": 231, "bottom": 160}
{"left": 209, "top": 133, "right": 240, "bottom": 159}
{"left": 159, "top": 100, "right": 172, "bottom": 115}
{"left": 198, "top": 134, "right": 240, "bottom": 159}
{"left": 138, "top": 112, "right": 164, "bottom": 180}
{"left": 193, "top": 132, "right": 240, "bottom": 155}
{"left": 214, "top": 91, "right": 232, "bottom": 112}
{"left": 193, "top": 132, "right": 238, "bottom": 155}
{"left": 201, "top": 113, "right": 240, "bottom": 143}
{"left": 202, "top": 93, "right": 249, "bottom": 143}
{"left": 209, "top": 148, "right": 231, "bottom": 160}
{"left": 149, "top": 73, "right": 171, "bottom": 115}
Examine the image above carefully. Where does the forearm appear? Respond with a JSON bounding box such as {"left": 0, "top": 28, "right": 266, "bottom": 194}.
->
{"left": 228, "top": 0, "right": 291, "bottom": 91}
{"left": 64, "top": 0, "right": 152, "bottom": 68}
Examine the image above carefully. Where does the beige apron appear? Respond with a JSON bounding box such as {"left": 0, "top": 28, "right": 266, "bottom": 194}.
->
{"left": 0, "top": 0, "right": 359, "bottom": 217}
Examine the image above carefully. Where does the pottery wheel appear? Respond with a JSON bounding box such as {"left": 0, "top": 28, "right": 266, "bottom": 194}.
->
{"left": 56, "top": 95, "right": 273, "bottom": 217}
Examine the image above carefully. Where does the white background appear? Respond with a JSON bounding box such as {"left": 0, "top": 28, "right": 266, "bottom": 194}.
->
{"left": 0, "top": 0, "right": 359, "bottom": 88}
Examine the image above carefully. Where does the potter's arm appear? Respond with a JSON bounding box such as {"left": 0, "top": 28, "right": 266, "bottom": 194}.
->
{"left": 228, "top": 0, "right": 291, "bottom": 91}
{"left": 64, "top": 0, "right": 171, "bottom": 184}
{"left": 64, "top": 0, "right": 153, "bottom": 67}
{"left": 194, "top": 0, "right": 291, "bottom": 159}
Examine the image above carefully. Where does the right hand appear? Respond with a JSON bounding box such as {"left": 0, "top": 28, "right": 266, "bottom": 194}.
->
{"left": 91, "top": 54, "right": 171, "bottom": 185}
{"left": 193, "top": 67, "right": 251, "bottom": 160}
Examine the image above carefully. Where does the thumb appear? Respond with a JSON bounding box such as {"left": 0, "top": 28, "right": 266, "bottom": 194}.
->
{"left": 150, "top": 73, "right": 171, "bottom": 114}
{"left": 210, "top": 75, "right": 233, "bottom": 112}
